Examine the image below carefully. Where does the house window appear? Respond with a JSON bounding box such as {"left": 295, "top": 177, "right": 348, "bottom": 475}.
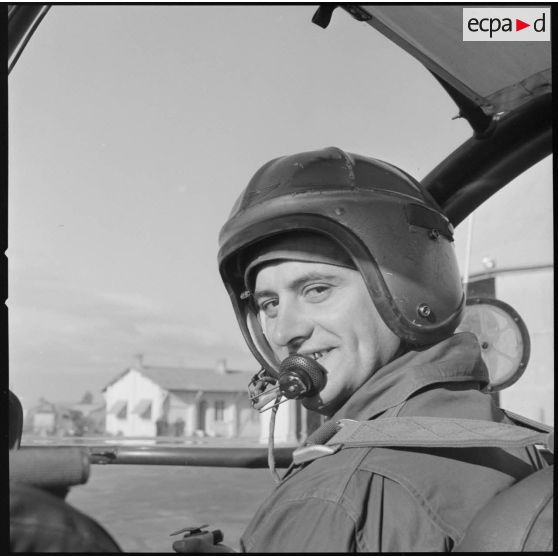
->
{"left": 109, "top": 400, "right": 128, "bottom": 419}
{"left": 133, "top": 399, "right": 152, "bottom": 420}
{"left": 214, "top": 401, "right": 225, "bottom": 422}
{"left": 117, "top": 403, "right": 127, "bottom": 419}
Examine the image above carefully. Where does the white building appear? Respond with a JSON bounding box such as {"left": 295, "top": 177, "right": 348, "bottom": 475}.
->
{"left": 256, "top": 398, "right": 325, "bottom": 445}
{"left": 103, "top": 361, "right": 260, "bottom": 439}
{"left": 454, "top": 157, "right": 553, "bottom": 425}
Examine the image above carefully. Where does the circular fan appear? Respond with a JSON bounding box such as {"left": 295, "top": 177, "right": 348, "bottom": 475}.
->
{"left": 456, "top": 297, "right": 530, "bottom": 391}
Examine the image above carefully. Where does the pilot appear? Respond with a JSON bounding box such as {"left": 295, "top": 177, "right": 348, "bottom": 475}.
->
{"left": 189, "top": 147, "right": 542, "bottom": 553}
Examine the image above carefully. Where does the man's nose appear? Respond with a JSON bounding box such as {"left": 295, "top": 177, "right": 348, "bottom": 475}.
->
{"left": 270, "top": 299, "right": 312, "bottom": 352}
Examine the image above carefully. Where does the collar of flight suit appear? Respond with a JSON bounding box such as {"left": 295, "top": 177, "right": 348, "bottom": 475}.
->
{"left": 329, "top": 332, "right": 489, "bottom": 423}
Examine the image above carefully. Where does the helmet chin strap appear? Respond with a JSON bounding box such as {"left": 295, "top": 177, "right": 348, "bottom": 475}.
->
{"left": 248, "top": 355, "right": 328, "bottom": 482}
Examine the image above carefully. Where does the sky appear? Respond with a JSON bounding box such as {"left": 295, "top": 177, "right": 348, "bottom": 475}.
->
{"left": 8, "top": 6, "right": 551, "bottom": 409}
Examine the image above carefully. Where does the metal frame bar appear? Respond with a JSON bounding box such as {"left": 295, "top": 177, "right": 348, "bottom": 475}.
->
{"left": 8, "top": 5, "right": 51, "bottom": 73}
{"left": 28, "top": 445, "right": 296, "bottom": 469}
{"left": 422, "top": 94, "right": 552, "bottom": 226}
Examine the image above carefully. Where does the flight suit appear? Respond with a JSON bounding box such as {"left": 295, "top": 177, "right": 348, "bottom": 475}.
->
{"left": 240, "top": 332, "right": 543, "bottom": 552}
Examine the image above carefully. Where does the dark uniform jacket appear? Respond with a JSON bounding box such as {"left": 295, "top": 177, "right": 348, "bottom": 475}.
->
{"left": 240, "top": 333, "right": 543, "bottom": 552}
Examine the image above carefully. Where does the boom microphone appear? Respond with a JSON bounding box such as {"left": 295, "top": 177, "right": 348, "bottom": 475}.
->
{"left": 278, "top": 354, "right": 327, "bottom": 399}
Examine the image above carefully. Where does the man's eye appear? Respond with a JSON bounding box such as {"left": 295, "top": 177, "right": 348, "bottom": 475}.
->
{"left": 258, "top": 298, "right": 279, "bottom": 316}
{"left": 303, "top": 284, "right": 331, "bottom": 301}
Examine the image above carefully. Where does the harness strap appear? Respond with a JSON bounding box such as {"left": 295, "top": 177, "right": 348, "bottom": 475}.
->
{"left": 502, "top": 409, "right": 553, "bottom": 434}
{"left": 293, "top": 415, "right": 553, "bottom": 465}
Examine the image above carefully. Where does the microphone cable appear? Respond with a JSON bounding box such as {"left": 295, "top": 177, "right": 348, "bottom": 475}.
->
{"left": 267, "top": 394, "right": 283, "bottom": 483}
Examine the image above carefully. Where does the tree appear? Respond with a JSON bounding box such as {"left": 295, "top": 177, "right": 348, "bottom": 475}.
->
{"left": 80, "top": 391, "right": 94, "bottom": 405}
{"left": 69, "top": 410, "right": 87, "bottom": 436}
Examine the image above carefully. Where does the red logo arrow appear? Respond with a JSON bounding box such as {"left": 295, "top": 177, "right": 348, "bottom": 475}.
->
{"left": 516, "top": 18, "right": 530, "bottom": 31}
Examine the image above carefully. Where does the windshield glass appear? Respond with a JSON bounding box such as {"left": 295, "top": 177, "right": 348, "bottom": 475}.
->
{"left": 9, "top": 5, "right": 472, "bottom": 419}
{"left": 8, "top": 6, "right": 553, "bottom": 554}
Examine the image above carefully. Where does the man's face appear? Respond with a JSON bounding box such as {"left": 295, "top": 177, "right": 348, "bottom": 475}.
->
{"left": 253, "top": 260, "right": 401, "bottom": 415}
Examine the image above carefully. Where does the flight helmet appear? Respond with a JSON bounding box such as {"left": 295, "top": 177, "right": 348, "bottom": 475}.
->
{"left": 218, "top": 147, "right": 464, "bottom": 378}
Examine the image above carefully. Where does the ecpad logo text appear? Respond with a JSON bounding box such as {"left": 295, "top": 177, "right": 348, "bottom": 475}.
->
{"left": 463, "top": 8, "right": 550, "bottom": 41}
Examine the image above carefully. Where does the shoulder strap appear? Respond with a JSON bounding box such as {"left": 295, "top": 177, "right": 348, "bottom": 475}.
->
{"left": 501, "top": 409, "right": 553, "bottom": 433}
{"left": 329, "top": 416, "right": 552, "bottom": 449}
{"left": 293, "top": 415, "right": 553, "bottom": 465}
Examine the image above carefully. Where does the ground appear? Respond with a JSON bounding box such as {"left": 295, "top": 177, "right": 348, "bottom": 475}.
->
{"left": 67, "top": 463, "right": 279, "bottom": 552}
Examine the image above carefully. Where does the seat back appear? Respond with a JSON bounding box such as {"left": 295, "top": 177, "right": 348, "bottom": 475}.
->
{"left": 297, "top": 413, "right": 553, "bottom": 552}
{"left": 454, "top": 465, "right": 553, "bottom": 552}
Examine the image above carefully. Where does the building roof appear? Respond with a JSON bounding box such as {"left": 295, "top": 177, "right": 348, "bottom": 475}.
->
{"left": 29, "top": 399, "right": 71, "bottom": 414}
{"left": 69, "top": 402, "right": 105, "bottom": 415}
{"left": 104, "top": 365, "right": 255, "bottom": 393}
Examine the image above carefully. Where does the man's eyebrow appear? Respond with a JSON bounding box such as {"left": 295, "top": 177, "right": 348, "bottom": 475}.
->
{"left": 254, "top": 272, "right": 341, "bottom": 299}
{"left": 253, "top": 289, "right": 276, "bottom": 301}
